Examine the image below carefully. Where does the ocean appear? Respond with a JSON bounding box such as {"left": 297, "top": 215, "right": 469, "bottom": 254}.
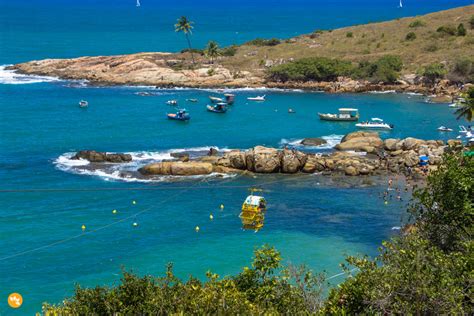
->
{"left": 0, "top": 0, "right": 471, "bottom": 314}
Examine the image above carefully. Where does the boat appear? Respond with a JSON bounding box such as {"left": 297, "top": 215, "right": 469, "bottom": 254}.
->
{"left": 448, "top": 103, "right": 461, "bottom": 108}
{"left": 166, "top": 100, "right": 178, "bottom": 106}
{"left": 186, "top": 98, "right": 198, "bottom": 103}
{"left": 437, "top": 126, "right": 453, "bottom": 132}
{"left": 399, "top": 0, "right": 403, "bottom": 8}
{"left": 79, "top": 100, "right": 88, "bottom": 108}
{"left": 239, "top": 190, "right": 266, "bottom": 231}
{"left": 288, "top": 108, "right": 296, "bottom": 114}
{"left": 459, "top": 125, "right": 472, "bottom": 134}
{"left": 167, "top": 109, "right": 190, "bottom": 121}
{"left": 209, "top": 96, "right": 224, "bottom": 103}
{"left": 136, "top": 0, "right": 140, "bottom": 7}
{"left": 224, "top": 94, "right": 235, "bottom": 105}
{"left": 318, "top": 108, "right": 359, "bottom": 121}
{"left": 356, "top": 118, "right": 394, "bottom": 130}
{"left": 207, "top": 103, "right": 227, "bottom": 113}
{"left": 247, "top": 95, "right": 266, "bottom": 101}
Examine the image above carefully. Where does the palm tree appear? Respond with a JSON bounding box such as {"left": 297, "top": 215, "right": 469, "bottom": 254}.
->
{"left": 205, "top": 41, "right": 220, "bottom": 64}
{"left": 455, "top": 87, "right": 474, "bottom": 121}
{"left": 175, "top": 16, "right": 195, "bottom": 65}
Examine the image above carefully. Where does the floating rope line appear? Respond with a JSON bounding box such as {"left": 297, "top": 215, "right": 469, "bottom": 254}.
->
{"left": 0, "top": 175, "right": 312, "bottom": 262}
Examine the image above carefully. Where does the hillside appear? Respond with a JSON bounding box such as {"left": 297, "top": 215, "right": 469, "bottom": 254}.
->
{"left": 222, "top": 5, "right": 474, "bottom": 75}
{"left": 9, "top": 5, "right": 474, "bottom": 92}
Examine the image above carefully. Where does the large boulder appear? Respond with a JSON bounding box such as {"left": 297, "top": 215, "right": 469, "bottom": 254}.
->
{"left": 345, "top": 165, "right": 359, "bottom": 176}
{"left": 245, "top": 146, "right": 281, "bottom": 173}
{"left": 73, "top": 150, "right": 132, "bottom": 163}
{"left": 300, "top": 138, "right": 327, "bottom": 147}
{"left": 226, "top": 150, "right": 247, "bottom": 170}
{"left": 402, "top": 137, "right": 426, "bottom": 151}
{"left": 138, "top": 162, "right": 213, "bottom": 175}
{"left": 384, "top": 138, "right": 400, "bottom": 151}
{"left": 336, "top": 131, "right": 383, "bottom": 152}
{"left": 281, "top": 149, "right": 307, "bottom": 173}
{"left": 170, "top": 152, "right": 190, "bottom": 162}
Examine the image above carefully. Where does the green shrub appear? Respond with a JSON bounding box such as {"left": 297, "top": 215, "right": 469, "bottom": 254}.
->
{"left": 405, "top": 32, "right": 417, "bottom": 41}
{"left": 409, "top": 20, "right": 426, "bottom": 28}
{"left": 436, "top": 25, "right": 457, "bottom": 36}
{"left": 220, "top": 45, "right": 237, "bottom": 57}
{"left": 470, "top": 15, "right": 474, "bottom": 29}
{"left": 346, "top": 32, "right": 353, "bottom": 38}
{"left": 180, "top": 48, "right": 204, "bottom": 55}
{"left": 457, "top": 23, "right": 467, "bottom": 36}
{"left": 266, "top": 57, "right": 354, "bottom": 82}
{"left": 246, "top": 38, "right": 281, "bottom": 46}
{"left": 355, "top": 55, "right": 403, "bottom": 83}
{"left": 448, "top": 57, "right": 474, "bottom": 83}
{"left": 421, "top": 63, "right": 447, "bottom": 83}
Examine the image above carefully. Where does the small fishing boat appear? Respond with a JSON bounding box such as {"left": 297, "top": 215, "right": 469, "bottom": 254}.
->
{"left": 207, "top": 103, "right": 227, "bottom": 113}
{"left": 166, "top": 100, "right": 178, "bottom": 106}
{"left": 167, "top": 109, "right": 190, "bottom": 121}
{"left": 224, "top": 94, "right": 235, "bottom": 105}
{"left": 288, "top": 108, "right": 296, "bottom": 114}
{"left": 459, "top": 125, "right": 472, "bottom": 134}
{"left": 318, "top": 108, "right": 359, "bottom": 121}
{"left": 79, "top": 100, "right": 88, "bottom": 108}
{"left": 247, "top": 95, "right": 266, "bottom": 101}
{"left": 437, "top": 126, "right": 453, "bottom": 132}
{"left": 239, "top": 189, "right": 266, "bottom": 231}
{"left": 209, "top": 96, "right": 224, "bottom": 103}
{"left": 356, "top": 118, "right": 394, "bottom": 130}
{"left": 186, "top": 98, "right": 198, "bottom": 103}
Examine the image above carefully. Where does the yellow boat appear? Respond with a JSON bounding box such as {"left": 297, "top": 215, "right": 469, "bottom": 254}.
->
{"left": 239, "top": 192, "right": 266, "bottom": 230}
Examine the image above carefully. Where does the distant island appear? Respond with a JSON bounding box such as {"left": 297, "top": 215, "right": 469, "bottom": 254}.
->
{"left": 8, "top": 5, "right": 474, "bottom": 101}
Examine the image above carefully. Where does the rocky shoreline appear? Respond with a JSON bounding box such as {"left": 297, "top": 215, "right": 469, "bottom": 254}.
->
{"left": 8, "top": 54, "right": 467, "bottom": 101}
{"left": 73, "top": 132, "right": 464, "bottom": 180}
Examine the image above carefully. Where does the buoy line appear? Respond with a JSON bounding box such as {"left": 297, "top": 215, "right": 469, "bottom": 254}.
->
{"left": 0, "top": 175, "right": 312, "bottom": 262}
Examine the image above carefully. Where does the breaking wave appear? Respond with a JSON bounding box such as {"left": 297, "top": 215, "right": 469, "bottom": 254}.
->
{"left": 0, "top": 65, "right": 61, "bottom": 85}
{"left": 54, "top": 146, "right": 234, "bottom": 183}
{"left": 279, "top": 134, "right": 344, "bottom": 150}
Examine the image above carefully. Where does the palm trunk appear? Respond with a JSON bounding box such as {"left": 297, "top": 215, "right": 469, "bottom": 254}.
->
{"left": 185, "top": 33, "right": 195, "bottom": 65}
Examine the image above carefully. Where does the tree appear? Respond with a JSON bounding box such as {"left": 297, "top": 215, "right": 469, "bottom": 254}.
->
{"left": 421, "top": 63, "right": 447, "bottom": 84}
{"left": 470, "top": 15, "right": 474, "bottom": 29}
{"left": 175, "top": 16, "right": 195, "bottom": 65}
{"left": 405, "top": 32, "right": 416, "bottom": 41}
{"left": 457, "top": 23, "right": 467, "bottom": 36}
{"left": 204, "top": 41, "right": 220, "bottom": 64}
{"left": 455, "top": 87, "right": 474, "bottom": 121}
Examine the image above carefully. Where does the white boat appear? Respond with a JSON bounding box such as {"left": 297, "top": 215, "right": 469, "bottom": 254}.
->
{"left": 399, "top": 0, "right": 403, "bottom": 8}
{"left": 209, "top": 96, "right": 224, "bottom": 103}
{"left": 459, "top": 125, "right": 471, "bottom": 134}
{"left": 319, "top": 108, "right": 359, "bottom": 121}
{"left": 166, "top": 100, "right": 178, "bottom": 106}
{"left": 356, "top": 118, "right": 394, "bottom": 130}
{"left": 79, "top": 100, "right": 88, "bottom": 108}
{"left": 247, "top": 95, "right": 266, "bottom": 101}
{"left": 437, "top": 126, "right": 453, "bottom": 132}
{"left": 136, "top": 0, "right": 140, "bottom": 7}
{"left": 448, "top": 103, "right": 461, "bottom": 108}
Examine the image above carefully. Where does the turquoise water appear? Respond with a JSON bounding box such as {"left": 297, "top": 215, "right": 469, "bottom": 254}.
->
{"left": 0, "top": 0, "right": 471, "bottom": 314}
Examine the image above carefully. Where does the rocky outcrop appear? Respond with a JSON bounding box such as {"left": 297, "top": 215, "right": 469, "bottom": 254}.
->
{"left": 245, "top": 146, "right": 281, "bottom": 173}
{"left": 73, "top": 150, "right": 132, "bottom": 163}
{"left": 139, "top": 162, "right": 213, "bottom": 176}
{"left": 300, "top": 138, "right": 327, "bottom": 146}
{"left": 335, "top": 131, "right": 383, "bottom": 153}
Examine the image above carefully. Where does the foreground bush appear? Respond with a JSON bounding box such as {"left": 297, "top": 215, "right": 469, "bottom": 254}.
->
{"left": 43, "top": 246, "right": 325, "bottom": 315}
{"left": 324, "top": 153, "right": 473, "bottom": 314}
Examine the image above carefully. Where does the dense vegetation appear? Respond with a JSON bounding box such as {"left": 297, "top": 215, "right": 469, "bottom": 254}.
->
{"left": 43, "top": 152, "right": 473, "bottom": 315}
{"left": 246, "top": 38, "right": 281, "bottom": 46}
{"left": 266, "top": 55, "right": 403, "bottom": 83}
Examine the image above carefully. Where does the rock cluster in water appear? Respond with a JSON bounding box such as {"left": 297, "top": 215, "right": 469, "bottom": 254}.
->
{"left": 73, "top": 132, "right": 463, "bottom": 177}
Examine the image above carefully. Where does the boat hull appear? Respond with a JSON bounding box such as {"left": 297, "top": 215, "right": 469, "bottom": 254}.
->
{"left": 207, "top": 105, "right": 227, "bottom": 113}
{"left": 167, "top": 113, "right": 190, "bottom": 121}
{"left": 318, "top": 113, "right": 358, "bottom": 121}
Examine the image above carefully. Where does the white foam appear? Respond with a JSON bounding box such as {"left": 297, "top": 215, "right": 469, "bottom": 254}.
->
{"left": 280, "top": 134, "right": 344, "bottom": 150}
{"left": 368, "top": 90, "right": 396, "bottom": 94}
{"left": 0, "top": 65, "right": 61, "bottom": 85}
{"left": 54, "top": 146, "right": 233, "bottom": 183}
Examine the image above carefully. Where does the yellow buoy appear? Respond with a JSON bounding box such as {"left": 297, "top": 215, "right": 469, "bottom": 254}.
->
{"left": 195, "top": 226, "right": 200, "bottom": 233}
{"left": 112, "top": 209, "right": 117, "bottom": 214}
{"left": 220, "top": 204, "right": 224, "bottom": 210}
{"left": 81, "top": 225, "right": 86, "bottom": 231}
{"left": 132, "top": 200, "right": 137, "bottom": 205}
{"left": 209, "top": 214, "right": 214, "bottom": 220}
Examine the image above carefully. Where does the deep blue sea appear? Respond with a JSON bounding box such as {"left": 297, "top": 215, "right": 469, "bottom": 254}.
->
{"left": 0, "top": 0, "right": 472, "bottom": 314}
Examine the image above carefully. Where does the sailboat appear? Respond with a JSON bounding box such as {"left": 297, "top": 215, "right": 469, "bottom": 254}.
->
{"left": 136, "top": 0, "right": 141, "bottom": 7}
{"left": 399, "top": 0, "right": 403, "bottom": 8}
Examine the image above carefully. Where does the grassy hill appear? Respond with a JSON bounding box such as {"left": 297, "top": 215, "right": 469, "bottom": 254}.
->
{"left": 220, "top": 5, "right": 474, "bottom": 77}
